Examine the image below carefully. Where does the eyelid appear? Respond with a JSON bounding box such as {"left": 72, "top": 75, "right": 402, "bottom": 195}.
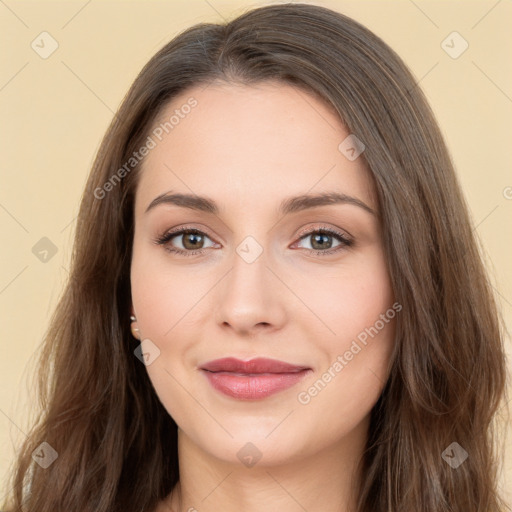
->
{"left": 294, "top": 223, "right": 353, "bottom": 241}
{"left": 155, "top": 224, "right": 218, "bottom": 242}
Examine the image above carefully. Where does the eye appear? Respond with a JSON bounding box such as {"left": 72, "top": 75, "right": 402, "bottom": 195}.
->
{"left": 293, "top": 227, "right": 353, "bottom": 256}
{"left": 154, "top": 227, "right": 217, "bottom": 256}
{"left": 154, "top": 225, "right": 353, "bottom": 258}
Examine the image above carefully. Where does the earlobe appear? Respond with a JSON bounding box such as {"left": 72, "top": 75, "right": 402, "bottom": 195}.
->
{"left": 130, "top": 314, "right": 140, "bottom": 340}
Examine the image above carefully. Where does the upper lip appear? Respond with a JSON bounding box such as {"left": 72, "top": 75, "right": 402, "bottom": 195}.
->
{"left": 200, "top": 357, "right": 310, "bottom": 374}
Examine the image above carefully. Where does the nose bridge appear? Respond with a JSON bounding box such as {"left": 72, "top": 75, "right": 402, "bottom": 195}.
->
{"left": 214, "top": 231, "right": 286, "bottom": 332}
{"left": 224, "top": 206, "right": 273, "bottom": 284}
{"left": 228, "top": 233, "right": 271, "bottom": 301}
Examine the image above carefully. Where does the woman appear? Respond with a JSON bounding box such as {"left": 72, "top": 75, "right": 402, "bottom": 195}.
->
{"left": 2, "top": 3, "right": 509, "bottom": 511}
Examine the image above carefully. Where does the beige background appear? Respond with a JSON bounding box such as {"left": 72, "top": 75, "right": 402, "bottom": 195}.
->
{"left": 1, "top": 0, "right": 511, "bottom": 505}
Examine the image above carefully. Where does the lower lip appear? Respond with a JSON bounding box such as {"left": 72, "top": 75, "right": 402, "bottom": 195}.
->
{"left": 202, "top": 369, "right": 311, "bottom": 400}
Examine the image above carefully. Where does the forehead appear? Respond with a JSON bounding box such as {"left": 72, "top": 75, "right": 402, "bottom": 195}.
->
{"left": 135, "top": 81, "right": 375, "bottom": 215}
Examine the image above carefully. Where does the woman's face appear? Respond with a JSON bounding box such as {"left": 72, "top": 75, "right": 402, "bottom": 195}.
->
{"left": 130, "top": 81, "right": 397, "bottom": 466}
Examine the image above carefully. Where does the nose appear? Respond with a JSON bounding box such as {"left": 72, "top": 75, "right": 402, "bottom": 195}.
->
{"left": 214, "top": 244, "right": 288, "bottom": 337}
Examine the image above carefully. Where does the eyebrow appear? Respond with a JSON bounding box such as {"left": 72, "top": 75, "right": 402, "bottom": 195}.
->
{"left": 145, "top": 191, "right": 376, "bottom": 216}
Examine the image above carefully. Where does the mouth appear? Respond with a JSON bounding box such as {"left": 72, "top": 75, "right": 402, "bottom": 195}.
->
{"left": 199, "top": 357, "right": 312, "bottom": 400}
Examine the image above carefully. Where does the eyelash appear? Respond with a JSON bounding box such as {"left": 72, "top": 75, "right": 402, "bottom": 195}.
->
{"left": 153, "top": 225, "right": 353, "bottom": 258}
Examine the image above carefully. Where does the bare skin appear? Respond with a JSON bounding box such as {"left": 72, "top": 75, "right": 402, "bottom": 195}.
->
{"left": 130, "top": 81, "right": 397, "bottom": 512}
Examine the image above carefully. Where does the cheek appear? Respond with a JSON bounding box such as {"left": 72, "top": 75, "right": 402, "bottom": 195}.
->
{"left": 295, "top": 314, "right": 396, "bottom": 442}
{"left": 130, "top": 253, "right": 201, "bottom": 429}
{"left": 130, "top": 249, "right": 207, "bottom": 340}
{"left": 299, "top": 250, "right": 394, "bottom": 344}
{"left": 294, "top": 249, "right": 395, "bottom": 411}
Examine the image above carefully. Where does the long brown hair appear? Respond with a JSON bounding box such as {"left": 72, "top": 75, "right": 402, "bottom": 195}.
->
{"left": 2, "top": 3, "right": 509, "bottom": 511}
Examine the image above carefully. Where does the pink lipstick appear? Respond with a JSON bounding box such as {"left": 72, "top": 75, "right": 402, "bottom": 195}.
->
{"left": 200, "top": 357, "right": 311, "bottom": 400}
